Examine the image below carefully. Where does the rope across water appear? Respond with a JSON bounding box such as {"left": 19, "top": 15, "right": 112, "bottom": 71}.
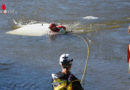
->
{"left": 70, "top": 34, "right": 90, "bottom": 86}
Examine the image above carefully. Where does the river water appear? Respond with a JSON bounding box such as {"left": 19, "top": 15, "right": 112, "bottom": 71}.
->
{"left": 0, "top": 0, "right": 130, "bottom": 90}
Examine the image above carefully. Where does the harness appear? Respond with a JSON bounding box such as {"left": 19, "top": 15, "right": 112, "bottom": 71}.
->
{"left": 52, "top": 74, "right": 80, "bottom": 90}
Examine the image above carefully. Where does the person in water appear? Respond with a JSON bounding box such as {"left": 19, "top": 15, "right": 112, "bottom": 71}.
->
{"left": 128, "top": 44, "right": 130, "bottom": 74}
{"left": 49, "top": 23, "right": 67, "bottom": 33}
{"left": 128, "top": 26, "right": 130, "bottom": 74}
{"left": 51, "top": 53, "right": 84, "bottom": 90}
{"left": 128, "top": 25, "right": 130, "bottom": 34}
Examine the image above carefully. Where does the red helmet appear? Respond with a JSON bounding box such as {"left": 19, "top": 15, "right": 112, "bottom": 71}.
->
{"left": 49, "top": 23, "right": 57, "bottom": 29}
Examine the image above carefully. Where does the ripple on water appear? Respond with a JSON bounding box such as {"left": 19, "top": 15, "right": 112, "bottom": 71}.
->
{"left": 0, "top": 70, "right": 51, "bottom": 90}
{"left": 0, "top": 81, "right": 41, "bottom": 90}
{"left": 0, "top": 57, "right": 15, "bottom": 71}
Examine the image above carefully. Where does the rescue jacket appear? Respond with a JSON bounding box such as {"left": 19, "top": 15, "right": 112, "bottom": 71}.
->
{"left": 52, "top": 72, "right": 83, "bottom": 90}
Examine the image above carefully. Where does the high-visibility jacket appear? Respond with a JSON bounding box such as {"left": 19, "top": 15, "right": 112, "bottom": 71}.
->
{"left": 52, "top": 72, "right": 83, "bottom": 90}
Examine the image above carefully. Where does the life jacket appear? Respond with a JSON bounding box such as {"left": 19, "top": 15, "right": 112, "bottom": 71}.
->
{"left": 52, "top": 73, "right": 80, "bottom": 90}
{"left": 56, "top": 25, "right": 66, "bottom": 30}
{"left": 56, "top": 25, "right": 66, "bottom": 33}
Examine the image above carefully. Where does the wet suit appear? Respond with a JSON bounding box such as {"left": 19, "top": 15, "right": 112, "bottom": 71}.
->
{"left": 52, "top": 72, "right": 84, "bottom": 90}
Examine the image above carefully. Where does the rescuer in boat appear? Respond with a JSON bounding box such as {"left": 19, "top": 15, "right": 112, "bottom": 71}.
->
{"left": 49, "top": 23, "right": 67, "bottom": 34}
{"left": 51, "top": 53, "right": 84, "bottom": 90}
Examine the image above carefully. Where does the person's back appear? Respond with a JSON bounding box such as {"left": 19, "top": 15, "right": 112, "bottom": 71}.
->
{"left": 49, "top": 23, "right": 66, "bottom": 33}
{"left": 52, "top": 53, "right": 84, "bottom": 90}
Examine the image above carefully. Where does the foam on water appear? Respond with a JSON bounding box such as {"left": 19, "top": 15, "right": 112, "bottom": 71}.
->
{"left": 6, "top": 21, "right": 50, "bottom": 36}
{"left": 82, "top": 16, "right": 98, "bottom": 20}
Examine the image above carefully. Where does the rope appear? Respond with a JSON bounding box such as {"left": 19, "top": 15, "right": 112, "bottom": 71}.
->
{"left": 70, "top": 33, "right": 90, "bottom": 85}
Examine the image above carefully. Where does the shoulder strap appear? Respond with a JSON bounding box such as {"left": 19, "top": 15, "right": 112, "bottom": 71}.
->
{"left": 52, "top": 73, "right": 58, "bottom": 80}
